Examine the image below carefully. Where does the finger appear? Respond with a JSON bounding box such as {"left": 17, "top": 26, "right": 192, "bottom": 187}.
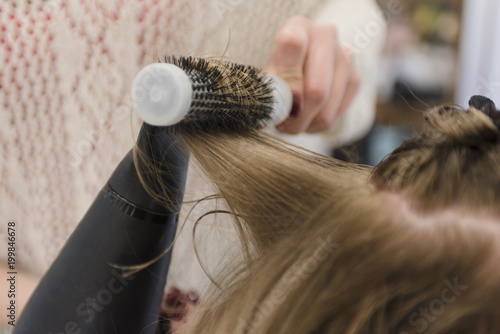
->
{"left": 281, "top": 24, "right": 337, "bottom": 134}
{"left": 266, "top": 16, "right": 310, "bottom": 115}
{"left": 334, "top": 70, "right": 362, "bottom": 122}
{"left": 306, "top": 46, "right": 355, "bottom": 133}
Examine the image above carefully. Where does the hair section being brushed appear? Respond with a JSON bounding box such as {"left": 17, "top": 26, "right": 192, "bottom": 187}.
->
{"left": 181, "top": 130, "right": 370, "bottom": 253}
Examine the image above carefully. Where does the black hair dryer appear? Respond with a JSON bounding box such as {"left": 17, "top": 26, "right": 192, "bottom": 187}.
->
{"left": 14, "top": 124, "right": 188, "bottom": 333}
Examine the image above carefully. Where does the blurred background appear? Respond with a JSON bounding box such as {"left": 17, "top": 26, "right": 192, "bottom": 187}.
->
{"left": 335, "top": 0, "right": 499, "bottom": 165}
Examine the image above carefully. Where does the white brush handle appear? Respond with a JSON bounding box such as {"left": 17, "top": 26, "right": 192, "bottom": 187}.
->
{"left": 130, "top": 63, "right": 293, "bottom": 127}
{"left": 268, "top": 74, "right": 293, "bottom": 125}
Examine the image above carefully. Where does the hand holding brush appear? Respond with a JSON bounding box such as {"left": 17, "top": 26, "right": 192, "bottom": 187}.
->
{"left": 131, "top": 17, "right": 361, "bottom": 136}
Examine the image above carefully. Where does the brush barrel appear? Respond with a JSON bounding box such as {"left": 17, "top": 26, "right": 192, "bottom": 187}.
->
{"left": 131, "top": 62, "right": 293, "bottom": 128}
{"left": 15, "top": 125, "right": 188, "bottom": 334}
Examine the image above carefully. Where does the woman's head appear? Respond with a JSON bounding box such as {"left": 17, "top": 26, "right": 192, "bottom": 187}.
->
{"left": 146, "top": 100, "right": 500, "bottom": 333}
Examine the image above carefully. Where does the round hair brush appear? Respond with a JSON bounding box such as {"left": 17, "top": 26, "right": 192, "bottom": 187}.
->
{"left": 131, "top": 56, "right": 293, "bottom": 132}
{"left": 16, "top": 56, "right": 289, "bottom": 334}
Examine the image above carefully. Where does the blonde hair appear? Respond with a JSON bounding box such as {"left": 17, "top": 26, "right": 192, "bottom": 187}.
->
{"left": 140, "top": 105, "right": 500, "bottom": 333}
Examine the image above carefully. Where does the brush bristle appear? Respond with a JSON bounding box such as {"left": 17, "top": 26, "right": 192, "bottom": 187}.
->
{"left": 162, "top": 56, "right": 275, "bottom": 134}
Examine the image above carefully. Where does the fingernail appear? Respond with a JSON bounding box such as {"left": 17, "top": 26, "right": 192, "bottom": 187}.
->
{"left": 187, "top": 291, "right": 199, "bottom": 303}
{"left": 290, "top": 94, "right": 301, "bottom": 118}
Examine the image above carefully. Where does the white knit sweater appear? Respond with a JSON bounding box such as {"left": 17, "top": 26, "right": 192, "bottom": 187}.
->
{"left": 0, "top": 0, "right": 385, "bottom": 301}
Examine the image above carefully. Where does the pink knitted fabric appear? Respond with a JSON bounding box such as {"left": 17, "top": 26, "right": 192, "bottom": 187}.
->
{"left": 0, "top": 0, "right": 384, "bottom": 281}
